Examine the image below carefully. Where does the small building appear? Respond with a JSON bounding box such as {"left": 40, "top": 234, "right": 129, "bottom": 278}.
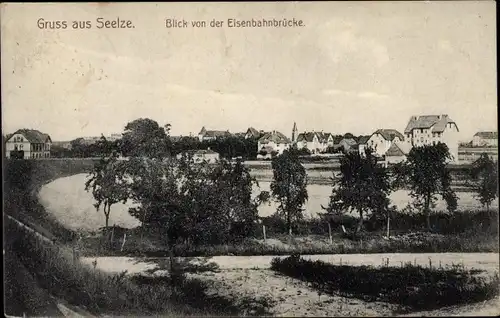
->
{"left": 385, "top": 142, "right": 412, "bottom": 166}
{"left": 244, "top": 127, "right": 262, "bottom": 139}
{"left": 472, "top": 131, "right": 498, "bottom": 147}
{"left": 198, "top": 126, "right": 232, "bottom": 142}
{"left": 176, "top": 148, "right": 220, "bottom": 164}
{"left": 365, "top": 129, "right": 404, "bottom": 157}
{"left": 357, "top": 135, "right": 371, "bottom": 156}
{"left": 52, "top": 141, "right": 72, "bottom": 150}
{"left": 338, "top": 138, "right": 358, "bottom": 153}
{"left": 296, "top": 131, "right": 333, "bottom": 154}
{"left": 5, "top": 129, "right": 52, "bottom": 159}
{"left": 257, "top": 130, "right": 291, "bottom": 157}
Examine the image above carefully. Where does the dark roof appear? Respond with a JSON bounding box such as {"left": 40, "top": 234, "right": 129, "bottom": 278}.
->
{"left": 474, "top": 131, "right": 497, "bottom": 139}
{"left": 372, "top": 129, "right": 404, "bottom": 141}
{"left": 201, "top": 130, "right": 232, "bottom": 138}
{"left": 332, "top": 135, "right": 344, "bottom": 145}
{"left": 258, "top": 131, "right": 290, "bottom": 144}
{"left": 297, "top": 131, "right": 332, "bottom": 143}
{"left": 357, "top": 135, "right": 371, "bottom": 144}
{"left": 340, "top": 138, "right": 357, "bottom": 146}
{"left": 9, "top": 129, "right": 51, "bottom": 143}
{"left": 404, "top": 115, "right": 458, "bottom": 134}
{"left": 385, "top": 142, "right": 411, "bottom": 157}
{"left": 246, "top": 127, "right": 260, "bottom": 137}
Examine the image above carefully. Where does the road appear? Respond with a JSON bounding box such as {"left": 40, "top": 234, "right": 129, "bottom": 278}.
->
{"left": 81, "top": 252, "right": 500, "bottom": 276}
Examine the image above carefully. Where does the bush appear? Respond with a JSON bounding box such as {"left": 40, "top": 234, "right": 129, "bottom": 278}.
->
{"left": 271, "top": 255, "right": 500, "bottom": 311}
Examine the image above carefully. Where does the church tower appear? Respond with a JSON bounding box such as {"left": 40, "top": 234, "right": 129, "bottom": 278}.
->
{"left": 292, "top": 122, "right": 298, "bottom": 143}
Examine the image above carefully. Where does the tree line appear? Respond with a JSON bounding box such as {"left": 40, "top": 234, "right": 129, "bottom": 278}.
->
{"left": 85, "top": 118, "right": 498, "bottom": 251}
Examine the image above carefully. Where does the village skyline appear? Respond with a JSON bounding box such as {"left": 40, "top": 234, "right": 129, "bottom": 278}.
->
{"left": 2, "top": 2, "right": 497, "bottom": 141}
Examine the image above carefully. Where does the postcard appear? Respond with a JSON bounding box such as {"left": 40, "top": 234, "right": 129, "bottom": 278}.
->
{"left": 2, "top": 2, "right": 498, "bottom": 317}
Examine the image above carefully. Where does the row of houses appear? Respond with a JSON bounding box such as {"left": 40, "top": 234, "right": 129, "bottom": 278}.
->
{"left": 4, "top": 117, "right": 497, "bottom": 162}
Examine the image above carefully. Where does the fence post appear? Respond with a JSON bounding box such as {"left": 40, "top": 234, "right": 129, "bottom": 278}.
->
{"left": 121, "top": 233, "right": 127, "bottom": 252}
{"left": 386, "top": 216, "right": 390, "bottom": 238}
{"left": 263, "top": 225, "right": 267, "bottom": 242}
{"left": 327, "top": 222, "right": 332, "bottom": 244}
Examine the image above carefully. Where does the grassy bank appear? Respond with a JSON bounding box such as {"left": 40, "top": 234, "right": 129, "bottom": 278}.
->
{"left": 4, "top": 158, "right": 98, "bottom": 243}
{"left": 76, "top": 228, "right": 499, "bottom": 258}
{"left": 5, "top": 216, "right": 240, "bottom": 316}
{"left": 270, "top": 254, "right": 500, "bottom": 312}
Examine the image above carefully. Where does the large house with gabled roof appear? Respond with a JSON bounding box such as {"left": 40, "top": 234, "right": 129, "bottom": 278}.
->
{"left": 257, "top": 130, "right": 291, "bottom": 157}
{"left": 295, "top": 131, "right": 334, "bottom": 154}
{"left": 365, "top": 129, "right": 405, "bottom": 157}
{"left": 198, "top": 126, "right": 232, "bottom": 142}
{"left": 5, "top": 129, "right": 52, "bottom": 159}
{"left": 404, "top": 114, "right": 459, "bottom": 162}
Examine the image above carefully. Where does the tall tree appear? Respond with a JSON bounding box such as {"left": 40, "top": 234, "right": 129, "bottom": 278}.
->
{"left": 324, "top": 147, "right": 392, "bottom": 237}
{"left": 85, "top": 152, "right": 129, "bottom": 229}
{"left": 120, "top": 118, "right": 171, "bottom": 158}
{"left": 270, "top": 147, "right": 308, "bottom": 236}
{"left": 471, "top": 153, "right": 498, "bottom": 212}
{"left": 399, "top": 142, "right": 457, "bottom": 230}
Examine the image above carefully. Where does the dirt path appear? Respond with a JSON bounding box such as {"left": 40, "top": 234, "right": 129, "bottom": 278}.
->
{"left": 81, "top": 253, "right": 500, "bottom": 276}
{"left": 81, "top": 253, "right": 499, "bottom": 316}
{"left": 188, "top": 268, "right": 398, "bottom": 316}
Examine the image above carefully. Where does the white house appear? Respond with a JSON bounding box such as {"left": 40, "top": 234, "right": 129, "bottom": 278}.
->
{"left": 5, "top": 129, "right": 52, "bottom": 159}
{"left": 176, "top": 148, "right": 220, "bottom": 164}
{"left": 404, "top": 114, "right": 460, "bottom": 162}
{"left": 365, "top": 129, "right": 404, "bottom": 157}
{"left": 295, "top": 131, "right": 333, "bottom": 154}
{"left": 472, "top": 131, "right": 498, "bottom": 147}
{"left": 198, "top": 126, "right": 232, "bottom": 142}
{"left": 257, "top": 130, "right": 291, "bottom": 158}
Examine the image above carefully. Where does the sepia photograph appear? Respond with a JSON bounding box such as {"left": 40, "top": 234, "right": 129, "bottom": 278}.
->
{"left": 2, "top": 1, "right": 499, "bottom": 317}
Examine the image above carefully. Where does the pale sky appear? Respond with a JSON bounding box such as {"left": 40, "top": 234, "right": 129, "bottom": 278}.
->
{"left": 1, "top": 2, "right": 497, "bottom": 141}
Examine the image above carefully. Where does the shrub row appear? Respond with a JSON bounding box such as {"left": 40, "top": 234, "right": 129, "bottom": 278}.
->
{"left": 270, "top": 254, "right": 500, "bottom": 311}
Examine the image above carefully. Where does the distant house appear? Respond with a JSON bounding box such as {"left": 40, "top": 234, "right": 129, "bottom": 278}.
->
{"left": 385, "top": 142, "right": 412, "bottom": 166}
{"left": 404, "top": 114, "right": 459, "bottom": 162}
{"left": 52, "top": 141, "right": 72, "bottom": 150}
{"left": 244, "top": 127, "right": 261, "bottom": 139}
{"left": 257, "top": 130, "right": 291, "bottom": 158}
{"left": 198, "top": 126, "right": 232, "bottom": 142}
{"left": 5, "top": 129, "right": 52, "bottom": 159}
{"left": 296, "top": 131, "right": 333, "bottom": 154}
{"left": 176, "top": 148, "right": 220, "bottom": 163}
{"left": 338, "top": 138, "right": 358, "bottom": 153}
{"left": 357, "top": 135, "right": 371, "bottom": 156}
{"left": 472, "top": 131, "right": 498, "bottom": 147}
{"left": 107, "top": 133, "right": 122, "bottom": 142}
{"left": 365, "top": 129, "right": 404, "bottom": 157}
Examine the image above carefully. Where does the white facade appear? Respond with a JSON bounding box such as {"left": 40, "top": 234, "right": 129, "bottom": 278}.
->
{"left": 177, "top": 149, "right": 220, "bottom": 163}
{"left": 258, "top": 140, "right": 290, "bottom": 155}
{"left": 472, "top": 133, "right": 498, "bottom": 147}
{"left": 257, "top": 130, "right": 291, "bottom": 156}
{"left": 404, "top": 115, "right": 460, "bottom": 162}
{"left": 367, "top": 133, "right": 403, "bottom": 157}
{"left": 295, "top": 132, "right": 333, "bottom": 154}
{"left": 6, "top": 132, "right": 51, "bottom": 159}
